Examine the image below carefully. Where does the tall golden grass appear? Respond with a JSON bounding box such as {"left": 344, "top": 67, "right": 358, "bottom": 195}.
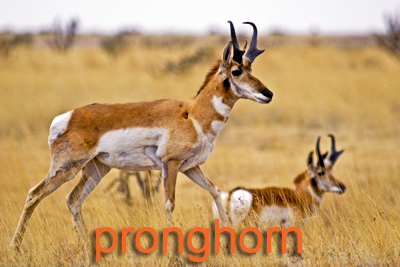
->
{"left": 0, "top": 37, "right": 399, "bottom": 266}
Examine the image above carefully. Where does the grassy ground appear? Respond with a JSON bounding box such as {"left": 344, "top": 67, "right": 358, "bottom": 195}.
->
{"left": 0, "top": 38, "right": 399, "bottom": 266}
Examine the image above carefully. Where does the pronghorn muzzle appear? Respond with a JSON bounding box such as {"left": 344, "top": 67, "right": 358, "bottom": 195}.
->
{"left": 259, "top": 87, "right": 273, "bottom": 102}
{"left": 336, "top": 182, "right": 346, "bottom": 194}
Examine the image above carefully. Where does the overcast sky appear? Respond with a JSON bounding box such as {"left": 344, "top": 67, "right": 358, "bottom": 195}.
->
{"left": 1, "top": 0, "right": 399, "bottom": 35}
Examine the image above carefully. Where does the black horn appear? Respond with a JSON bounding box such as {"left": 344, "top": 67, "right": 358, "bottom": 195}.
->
{"left": 316, "top": 136, "right": 325, "bottom": 168}
{"left": 227, "top": 21, "right": 245, "bottom": 64}
{"left": 328, "top": 134, "right": 344, "bottom": 166}
{"left": 243, "top": 22, "right": 265, "bottom": 63}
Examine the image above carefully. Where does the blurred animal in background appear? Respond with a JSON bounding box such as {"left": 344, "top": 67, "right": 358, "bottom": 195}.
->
{"left": 213, "top": 134, "right": 346, "bottom": 228}
{"left": 105, "top": 170, "right": 162, "bottom": 206}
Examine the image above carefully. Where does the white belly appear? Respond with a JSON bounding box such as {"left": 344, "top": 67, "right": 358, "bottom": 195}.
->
{"left": 260, "top": 206, "right": 294, "bottom": 228}
{"left": 95, "top": 127, "right": 167, "bottom": 171}
{"left": 94, "top": 118, "right": 217, "bottom": 172}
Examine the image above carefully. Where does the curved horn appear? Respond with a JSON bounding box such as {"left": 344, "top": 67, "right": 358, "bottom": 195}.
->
{"left": 307, "top": 151, "right": 314, "bottom": 168}
{"left": 328, "top": 134, "right": 344, "bottom": 165}
{"left": 227, "top": 21, "right": 245, "bottom": 64}
{"left": 316, "top": 136, "right": 325, "bottom": 168}
{"left": 243, "top": 22, "right": 265, "bottom": 63}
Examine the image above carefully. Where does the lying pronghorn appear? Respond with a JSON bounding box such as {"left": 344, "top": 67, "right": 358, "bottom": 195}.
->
{"left": 11, "top": 21, "right": 273, "bottom": 250}
{"left": 213, "top": 135, "right": 345, "bottom": 228}
{"left": 105, "top": 170, "right": 162, "bottom": 206}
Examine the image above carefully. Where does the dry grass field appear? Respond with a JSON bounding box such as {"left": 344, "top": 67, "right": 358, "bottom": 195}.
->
{"left": 0, "top": 36, "right": 399, "bottom": 266}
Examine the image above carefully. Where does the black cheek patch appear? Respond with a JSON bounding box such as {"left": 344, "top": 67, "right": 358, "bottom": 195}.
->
{"left": 223, "top": 78, "right": 230, "bottom": 90}
{"left": 311, "top": 178, "right": 318, "bottom": 188}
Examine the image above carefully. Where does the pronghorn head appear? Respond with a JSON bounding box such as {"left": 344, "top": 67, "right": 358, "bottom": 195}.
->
{"left": 219, "top": 21, "right": 273, "bottom": 104}
{"left": 307, "top": 136, "right": 346, "bottom": 195}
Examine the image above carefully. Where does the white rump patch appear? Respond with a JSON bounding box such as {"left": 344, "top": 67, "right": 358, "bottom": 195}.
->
{"left": 230, "top": 189, "right": 253, "bottom": 227}
{"left": 212, "top": 96, "right": 231, "bottom": 118}
{"left": 260, "top": 206, "right": 294, "bottom": 228}
{"left": 48, "top": 110, "right": 73, "bottom": 146}
{"left": 212, "top": 192, "right": 229, "bottom": 220}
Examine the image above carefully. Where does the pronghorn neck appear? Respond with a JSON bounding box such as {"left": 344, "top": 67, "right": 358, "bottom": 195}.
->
{"left": 294, "top": 171, "right": 323, "bottom": 204}
{"left": 195, "top": 59, "right": 239, "bottom": 108}
{"left": 190, "top": 60, "right": 238, "bottom": 139}
{"left": 194, "top": 81, "right": 236, "bottom": 112}
{"left": 306, "top": 185, "right": 323, "bottom": 204}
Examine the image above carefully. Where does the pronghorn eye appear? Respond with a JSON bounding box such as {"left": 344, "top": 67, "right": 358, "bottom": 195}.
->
{"left": 231, "top": 70, "right": 242, "bottom": 77}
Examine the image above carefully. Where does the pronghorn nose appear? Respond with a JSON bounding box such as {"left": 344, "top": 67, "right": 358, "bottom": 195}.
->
{"left": 260, "top": 88, "right": 273, "bottom": 99}
{"left": 338, "top": 183, "right": 346, "bottom": 193}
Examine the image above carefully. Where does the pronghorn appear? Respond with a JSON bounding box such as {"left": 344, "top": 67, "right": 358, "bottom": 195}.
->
{"left": 213, "top": 135, "right": 346, "bottom": 228}
{"left": 11, "top": 21, "right": 273, "bottom": 250}
{"left": 104, "top": 170, "right": 162, "bottom": 206}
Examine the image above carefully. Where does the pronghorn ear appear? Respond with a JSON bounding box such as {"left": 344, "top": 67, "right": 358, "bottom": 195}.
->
{"left": 242, "top": 40, "right": 248, "bottom": 52}
{"left": 222, "top": 41, "right": 232, "bottom": 68}
{"left": 307, "top": 151, "right": 314, "bottom": 168}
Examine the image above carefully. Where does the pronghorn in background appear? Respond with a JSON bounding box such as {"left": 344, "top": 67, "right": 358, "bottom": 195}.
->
{"left": 213, "top": 135, "right": 346, "bottom": 228}
{"left": 11, "top": 21, "right": 274, "bottom": 250}
{"left": 105, "top": 170, "right": 162, "bottom": 206}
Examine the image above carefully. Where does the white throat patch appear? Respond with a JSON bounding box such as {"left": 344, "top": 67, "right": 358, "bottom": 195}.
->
{"left": 211, "top": 120, "right": 225, "bottom": 136}
{"left": 307, "top": 185, "right": 323, "bottom": 203}
{"left": 212, "top": 96, "right": 231, "bottom": 118}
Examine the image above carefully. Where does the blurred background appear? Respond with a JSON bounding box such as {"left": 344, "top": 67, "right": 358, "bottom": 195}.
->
{"left": 0, "top": 1, "right": 400, "bottom": 266}
{"left": 1, "top": 0, "right": 399, "bottom": 35}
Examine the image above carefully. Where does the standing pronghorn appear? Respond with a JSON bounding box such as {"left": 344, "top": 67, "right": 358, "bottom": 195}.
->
{"left": 11, "top": 21, "right": 273, "bottom": 250}
{"left": 213, "top": 135, "right": 346, "bottom": 228}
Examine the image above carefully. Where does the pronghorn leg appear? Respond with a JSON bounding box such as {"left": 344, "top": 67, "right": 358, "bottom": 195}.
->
{"left": 183, "top": 166, "right": 229, "bottom": 227}
{"left": 120, "top": 171, "right": 133, "bottom": 206}
{"left": 10, "top": 157, "right": 89, "bottom": 251}
{"left": 103, "top": 176, "right": 120, "bottom": 192}
{"left": 66, "top": 158, "right": 111, "bottom": 240}
{"left": 104, "top": 170, "right": 133, "bottom": 206}
{"left": 162, "top": 159, "right": 183, "bottom": 225}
